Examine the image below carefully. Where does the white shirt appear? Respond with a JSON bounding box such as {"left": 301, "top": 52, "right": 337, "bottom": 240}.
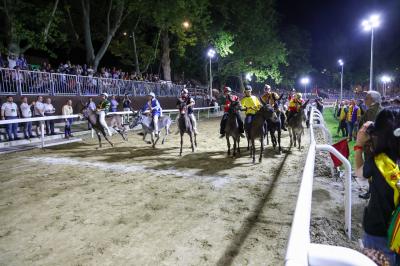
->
{"left": 1, "top": 102, "right": 18, "bottom": 117}
{"left": 62, "top": 105, "right": 73, "bottom": 116}
{"left": 44, "top": 103, "right": 55, "bottom": 114}
{"left": 20, "top": 102, "right": 32, "bottom": 118}
{"left": 8, "top": 58, "right": 16, "bottom": 69}
{"left": 88, "top": 101, "right": 96, "bottom": 111}
{"left": 34, "top": 101, "right": 45, "bottom": 116}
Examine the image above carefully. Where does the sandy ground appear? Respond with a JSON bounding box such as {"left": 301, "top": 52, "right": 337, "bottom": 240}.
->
{"left": 0, "top": 118, "right": 309, "bottom": 266}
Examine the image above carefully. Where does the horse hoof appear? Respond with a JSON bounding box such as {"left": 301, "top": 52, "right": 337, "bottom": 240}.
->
{"left": 147, "top": 141, "right": 152, "bottom": 144}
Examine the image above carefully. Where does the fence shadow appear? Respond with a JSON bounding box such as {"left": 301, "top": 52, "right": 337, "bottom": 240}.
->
{"left": 215, "top": 147, "right": 291, "bottom": 266}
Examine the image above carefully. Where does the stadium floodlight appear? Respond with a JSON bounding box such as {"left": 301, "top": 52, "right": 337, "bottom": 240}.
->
{"left": 338, "top": 59, "right": 344, "bottom": 101}
{"left": 300, "top": 77, "right": 310, "bottom": 98}
{"left": 362, "top": 14, "right": 381, "bottom": 91}
{"left": 207, "top": 48, "right": 217, "bottom": 101}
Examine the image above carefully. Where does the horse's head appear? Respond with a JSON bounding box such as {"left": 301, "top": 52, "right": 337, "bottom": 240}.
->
{"left": 260, "top": 104, "right": 278, "bottom": 122}
{"left": 178, "top": 99, "right": 187, "bottom": 114}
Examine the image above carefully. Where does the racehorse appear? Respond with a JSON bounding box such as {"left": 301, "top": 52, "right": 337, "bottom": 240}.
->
{"left": 287, "top": 99, "right": 309, "bottom": 150}
{"left": 177, "top": 99, "right": 197, "bottom": 156}
{"left": 82, "top": 106, "right": 128, "bottom": 148}
{"left": 246, "top": 104, "right": 277, "bottom": 163}
{"left": 130, "top": 111, "right": 172, "bottom": 148}
{"left": 266, "top": 107, "right": 283, "bottom": 153}
{"left": 225, "top": 101, "right": 242, "bottom": 157}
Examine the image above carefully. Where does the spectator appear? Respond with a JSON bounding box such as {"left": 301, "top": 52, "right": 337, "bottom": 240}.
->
{"left": 110, "top": 95, "right": 119, "bottom": 112}
{"left": 346, "top": 99, "right": 361, "bottom": 141}
{"left": 1, "top": 96, "right": 20, "bottom": 141}
{"left": 122, "top": 94, "right": 132, "bottom": 111}
{"left": 62, "top": 99, "right": 74, "bottom": 139}
{"left": 359, "top": 91, "right": 383, "bottom": 130}
{"left": 86, "top": 97, "right": 96, "bottom": 130}
{"left": 16, "top": 54, "right": 28, "bottom": 70}
{"left": 43, "top": 97, "right": 56, "bottom": 135}
{"left": 355, "top": 107, "right": 400, "bottom": 266}
{"left": 336, "top": 101, "right": 348, "bottom": 137}
{"left": 7, "top": 54, "right": 17, "bottom": 69}
{"left": 34, "top": 96, "right": 45, "bottom": 136}
{"left": 20, "top": 97, "right": 34, "bottom": 139}
{"left": 315, "top": 97, "right": 324, "bottom": 113}
{"left": 0, "top": 52, "right": 5, "bottom": 68}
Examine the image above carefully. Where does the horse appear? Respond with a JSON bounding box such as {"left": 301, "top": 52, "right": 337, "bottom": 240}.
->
{"left": 287, "top": 100, "right": 309, "bottom": 150}
{"left": 130, "top": 111, "right": 171, "bottom": 148}
{"left": 225, "top": 101, "right": 242, "bottom": 157}
{"left": 177, "top": 99, "right": 197, "bottom": 156}
{"left": 266, "top": 107, "right": 283, "bottom": 153}
{"left": 82, "top": 106, "right": 128, "bottom": 148}
{"left": 246, "top": 104, "right": 278, "bottom": 163}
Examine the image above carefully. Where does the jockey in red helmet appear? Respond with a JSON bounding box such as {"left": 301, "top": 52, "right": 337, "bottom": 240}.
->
{"left": 220, "top": 86, "right": 245, "bottom": 138}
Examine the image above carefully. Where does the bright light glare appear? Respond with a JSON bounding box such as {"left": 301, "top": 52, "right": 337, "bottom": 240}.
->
{"left": 381, "top": 75, "right": 392, "bottom": 83}
{"left": 182, "top": 21, "right": 190, "bottom": 29}
{"left": 362, "top": 14, "right": 380, "bottom": 31}
{"left": 207, "top": 48, "right": 216, "bottom": 58}
{"left": 300, "top": 77, "right": 310, "bottom": 85}
{"left": 246, "top": 73, "right": 252, "bottom": 81}
{"left": 338, "top": 59, "right": 344, "bottom": 66}
{"left": 123, "top": 32, "right": 127, "bottom": 36}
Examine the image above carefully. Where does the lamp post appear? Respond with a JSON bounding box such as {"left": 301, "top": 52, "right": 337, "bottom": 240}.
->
{"left": 300, "top": 77, "right": 310, "bottom": 98}
{"left": 207, "top": 48, "right": 216, "bottom": 102}
{"left": 338, "top": 59, "right": 344, "bottom": 102}
{"left": 380, "top": 75, "right": 391, "bottom": 98}
{"left": 362, "top": 14, "right": 381, "bottom": 91}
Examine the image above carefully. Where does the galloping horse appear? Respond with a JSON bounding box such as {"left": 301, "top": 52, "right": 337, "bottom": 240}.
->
{"left": 177, "top": 99, "right": 197, "bottom": 156}
{"left": 225, "top": 101, "right": 242, "bottom": 157}
{"left": 247, "top": 104, "right": 277, "bottom": 163}
{"left": 287, "top": 99, "right": 309, "bottom": 150}
{"left": 82, "top": 107, "right": 128, "bottom": 148}
{"left": 130, "top": 111, "right": 172, "bottom": 148}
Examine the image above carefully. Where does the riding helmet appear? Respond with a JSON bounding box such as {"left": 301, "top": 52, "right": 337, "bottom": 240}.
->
{"left": 296, "top": 92, "right": 302, "bottom": 99}
{"left": 148, "top": 92, "right": 156, "bottom": 98}
{"left": 245, "top": 85, "right": 252, "bottom": 91}
{"left": 224, "top": 87, "right": 232, "bottom": 93}
{"left": 181, "top": 88, "right": 189, "bottom": 94}
{"left": 101, "top": 92, "right": 109, "bottom": 98}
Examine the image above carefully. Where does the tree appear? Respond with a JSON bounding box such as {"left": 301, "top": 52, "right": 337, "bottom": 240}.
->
{"left": 0, "top": 0, "right": 64, "bottom": 55}
{"left": 211, "top": 0, "right": 287, "bottom": 90}
{"left": 79, "top": 0, "right": 132, "bottom": 70}
{"left": 280, "top": 26, "right": 313, "bottom": 88}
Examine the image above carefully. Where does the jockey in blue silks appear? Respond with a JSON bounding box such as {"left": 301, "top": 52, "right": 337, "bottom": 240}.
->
{"left": 142, "top": 92, "right": 162, "bottom": 137}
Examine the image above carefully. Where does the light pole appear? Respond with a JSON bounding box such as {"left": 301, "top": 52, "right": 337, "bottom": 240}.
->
{"left": 362, "top": 14, "right": 381, "bottom": 91}
{"left": 380, "top": 75, "right": 392, "bottom": 98}
{"left": 300, "top": 77, "right": 310, "bottom": 98}
{"left": 338, "top": 59, "right": 344, "bottom": 102}
{"left": 207, "top": 48, "right": 216, "bottom": 102}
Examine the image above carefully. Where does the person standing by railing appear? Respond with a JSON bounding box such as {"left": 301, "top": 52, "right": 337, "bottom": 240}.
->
{"left": 44, "top": 97, "right": 56, "bottom": 135}
{"left": 20, "top": 96, "right": 34, "bottom": 139}
{"left": 110, "top": 95, "right": 119, "bottom": 112}
{"left": 34, "top": 96, "right": 45, "bottom": 136}
{"left": 1, "top": 95, "right": 20, "bottom": 141}
{"left": 62, "top": 99, "right": 74, "bottom": 139}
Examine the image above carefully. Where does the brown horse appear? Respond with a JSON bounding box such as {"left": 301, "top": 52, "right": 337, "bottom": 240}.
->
{"left": 225, "top": 101, "right": 242, "bottom": 157}
{"left": 287, "top": 99, "right": 309, "bottom": 150}
{"left": 247, "top": 104, "right": 278, "bottom": 163}
{"left": 177, "top": 100, "right": 197, "bottom": 156}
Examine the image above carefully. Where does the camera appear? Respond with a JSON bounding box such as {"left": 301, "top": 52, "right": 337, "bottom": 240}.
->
{"left": 366, "top": 122, "right": 375, "bottom": 135}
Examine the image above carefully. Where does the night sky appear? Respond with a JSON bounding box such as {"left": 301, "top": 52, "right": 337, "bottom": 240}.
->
{"left": 278, "top": 0, "right": 400, "bottom": 81}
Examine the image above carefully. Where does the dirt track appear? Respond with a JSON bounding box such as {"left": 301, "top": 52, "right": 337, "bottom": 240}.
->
{"left": 0, "top": 118, "right": 308, "bottom": 266}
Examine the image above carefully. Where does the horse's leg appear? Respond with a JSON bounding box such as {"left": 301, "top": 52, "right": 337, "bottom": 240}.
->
{"left": 162, "top": 126, "right": 169, "bottom": 144}
{"left": 233, "top": 137, "right": 237, "bottom": 157}
{"left": 194, "top": 131, "right": 197, "bottom": 147}
{"left": 288, "top": 128, "right": 293, "bottom": 147}
{"left": 96, "top": 131, "right": 102, "bottom": 148}
{"left": 179, "top": 132, "right": 183, "bottom": 156}
{"left": 259, "top": 135, "right": 264, "bottom": 163}
{"left": 237, "top": 136, "right": 240, "bottom": 155}
{"left": 298, "top": 132, "right": 302, "bottom": 150}
{"left": 189, "top": 132, "right": 195, "bottom": 152}
{"left": 115, "top": 127, "right": 126, "bottom": 141}
{"left": 153, "top": 132, "right": 160, "bottom": 147}
{"left": 226, "top": 135, "right": 231, "bottom": 156}
{"left": 252, "top": 138, "right": 256, "bottom": 163}
{"left": 277, "top": 128, "right": 282, "bottom": 153}
{"left": 102, "top": 131, "right": 114, "bottom": 147}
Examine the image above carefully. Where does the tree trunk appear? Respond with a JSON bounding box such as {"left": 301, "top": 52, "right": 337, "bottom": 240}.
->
{"left": 161, "top": 30, "right": 171, "bottom": 81}
{"left": 132, "top": 32, "right": 140, "bottom": 75}
{"left": 238, "top": 73, "right": 244, "bottom": 92}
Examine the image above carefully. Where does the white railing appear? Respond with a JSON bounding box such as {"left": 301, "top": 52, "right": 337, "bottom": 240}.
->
{"left": 284, "top": 107, "right": 375, "bottom": 266}
{"left": 0, "top": 68, "right": 200, "bottom": 97}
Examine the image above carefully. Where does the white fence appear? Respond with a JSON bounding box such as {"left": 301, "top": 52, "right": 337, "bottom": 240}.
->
{"left": 0, "top": 68, "right": 200, "bottom": 97}
{"left": 284, "top": 107, "right": 375, "bottom": 266}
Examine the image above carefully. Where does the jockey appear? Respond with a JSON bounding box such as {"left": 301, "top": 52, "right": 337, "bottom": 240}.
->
{"left": 261, "top": 84, "right": 279, "bottom": 109}
{"left": 142, "top": 92, "right": 161, "bottom": 137}
{"left": 241, "top": 85, "right": 261, "bottom": 132}
{"left": 177, "top": 88, "right": 198, "bottom": 134}
{"left": 219, "top": 86, "right": 244, "bottom": 138}
{"left": 288, "top": 88, "right": 296, "bottom": 101}
{"left": 287, "top": 92, "right": 304, "bottom": 123}
{"left": 261, "top": 84, "right": 287, "bottom": 131}
{"left": 97, "top": 92, "right": 112, "bottom": 136}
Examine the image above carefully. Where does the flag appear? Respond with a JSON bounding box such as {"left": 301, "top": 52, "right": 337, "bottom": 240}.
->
{"left": 330, "top": 138, "right": 349, "bottom": 167}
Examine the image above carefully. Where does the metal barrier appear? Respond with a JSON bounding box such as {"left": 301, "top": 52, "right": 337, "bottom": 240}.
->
{"left": 284, "top": 107, "right": 375, "bottom": 266}
{"left": 0, "top": 68, "right": 191, "bottom": 97}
